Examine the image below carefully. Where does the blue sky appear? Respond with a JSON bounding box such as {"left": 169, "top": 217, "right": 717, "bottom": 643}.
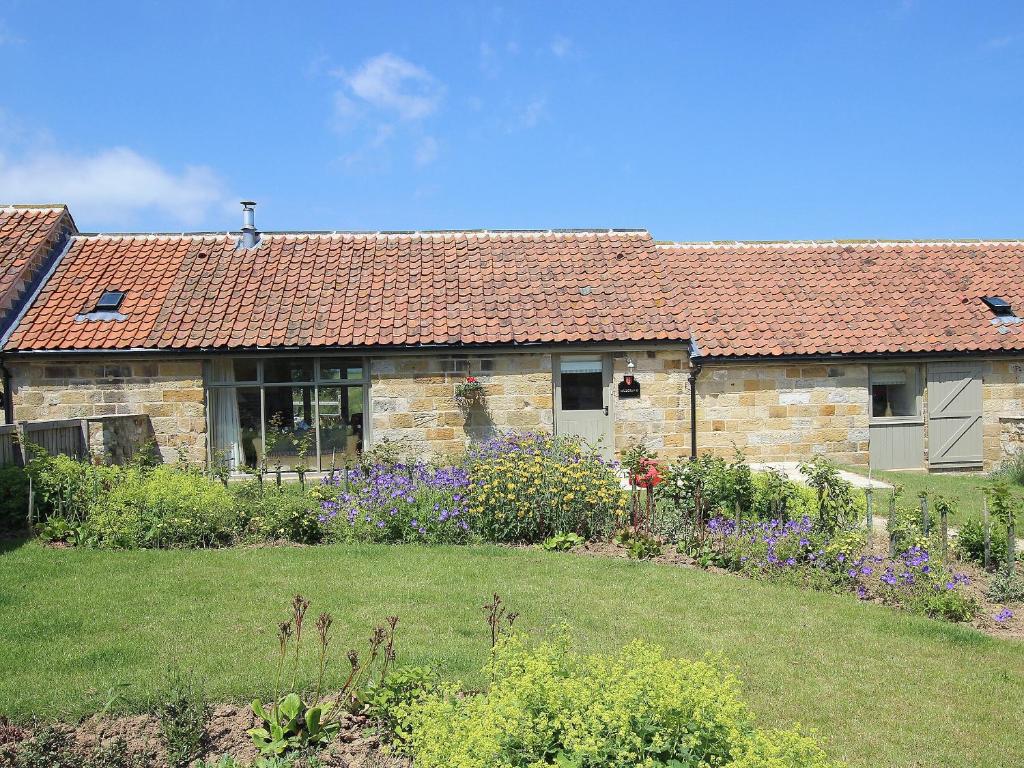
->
{"left": 1, "top": 1, "right": 1022, "bottom": 240}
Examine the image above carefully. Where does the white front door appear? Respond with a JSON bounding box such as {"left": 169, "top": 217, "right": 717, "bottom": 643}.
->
{"left": 553, "top": 354, "right": 613, "bottom": 459}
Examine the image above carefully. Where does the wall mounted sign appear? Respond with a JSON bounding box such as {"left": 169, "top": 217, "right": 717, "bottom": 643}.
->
{"left": 618, "top": 375, "right": 641, "bottom": 398}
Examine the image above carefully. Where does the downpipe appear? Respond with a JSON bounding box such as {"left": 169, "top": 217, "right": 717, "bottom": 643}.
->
{"left": 688, "top": 361, "right": 702, "bottom": 459}
{"left": 0, "top": 357, "right": 12, "bottom": 425}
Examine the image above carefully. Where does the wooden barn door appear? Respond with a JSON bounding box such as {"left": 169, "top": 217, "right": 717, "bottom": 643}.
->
{"left": 927, "top": 362, "right": 983, "bottom": 469}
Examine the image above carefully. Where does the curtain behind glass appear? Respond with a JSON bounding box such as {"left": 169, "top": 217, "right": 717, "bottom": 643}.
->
{"left": 210, "top": 359, "right": 244, "bottom": 470}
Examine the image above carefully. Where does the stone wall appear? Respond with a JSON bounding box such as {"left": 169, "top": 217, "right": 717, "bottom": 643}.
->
{"left": 9, "top": 358, "right": 206, "bottom": 464}
{"left": 86, "top": 414, "right": 156, "bottom": 465}
{"left": 696, "top": 362, "right": 871, "bottom": 466}
{"left": 612, "top": 350, "right": 691, "bottom": 460}
{"left": 369, "top": 353, "right": 553, "bottom": 459}
{"left": 982, "top": 359, "right": 1024, "bottom": 469}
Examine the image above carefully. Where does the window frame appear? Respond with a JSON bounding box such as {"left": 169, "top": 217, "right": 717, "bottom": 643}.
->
{"left": 869, "top": 364, "right": 923, "bottom": 423}
{"left": 205, "top": 356, "right": 370, "bottom": 472}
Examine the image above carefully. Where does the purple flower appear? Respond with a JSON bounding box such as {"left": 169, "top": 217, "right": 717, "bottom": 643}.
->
{"left": 995, "top": 608, "right": 1014, "bottom": 623}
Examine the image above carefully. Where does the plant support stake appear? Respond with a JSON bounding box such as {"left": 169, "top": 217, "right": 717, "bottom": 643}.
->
{"left": 1009, "top": 518, "right": 1018, "bottom": 577}
{"left": 983, "top": 497, "right": 991, "bottom": 571}
{"left": 939, "top": 504, "right": 948, "bottom": 563}
{"left": 864, "top": 488, "right": 873, "bottom": 537}
{"left": 919, "top": 494, "right": 929, "bottom": 536}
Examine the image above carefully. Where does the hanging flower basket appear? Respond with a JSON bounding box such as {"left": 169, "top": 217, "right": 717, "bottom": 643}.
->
{"left": 454, "top": 376, "right": 485, "bottom": 408}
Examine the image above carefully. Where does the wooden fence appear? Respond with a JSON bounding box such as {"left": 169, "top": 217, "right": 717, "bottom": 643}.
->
{"left": 0, "top": 418, "right": 88, "bottom": 467}
{"left": 0, "top": 424, "right": 19, "bottom": 467}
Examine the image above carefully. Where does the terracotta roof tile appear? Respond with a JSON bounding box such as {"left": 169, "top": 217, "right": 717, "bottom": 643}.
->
{"left": 659, "top": 240, "right": 1024, "bottom": 357}
{"left": 0, "top": 206, "right": 74, "bottom": 330}
{"left": 6, "top": 229, "right": 693, "bottom": 352}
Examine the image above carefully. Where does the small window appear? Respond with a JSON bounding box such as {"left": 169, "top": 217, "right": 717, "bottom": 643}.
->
{"left": 871, "top": 365, "right": 920, "bottom": 418}
{"left": 982, "top": 296, "right": 1014, "bottom": 317}
{"left": 560, "top": 356, "right": 605, "bottom": 411}
{"left": 95, "top": 290, "right": 125, "bottom": 312}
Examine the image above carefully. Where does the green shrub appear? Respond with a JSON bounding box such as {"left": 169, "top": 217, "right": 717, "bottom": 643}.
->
{"left": 154, "top": 670, "right": 208, "bottom": 768}
{"left": 466, "top": 433, "right": 625, "bottom": 543}
{"left": 401, "top": 635, "right": 837, "bottom": 768}
{"left": 799, "top": 457, "right": 857, "bottom": 534}
{"left": 659, "top": 452, "right": 754, "bottom": 519}
{"left": 85, "top": 466, "right": 237, "bottom": 548}
{"left": 750, "top": 471, "right": 817, "bottom": 521}
{"left": 956, "top": 517, "right": 1009, "bottom": 567}
{"left": 909, "top": 589, "right": 979, "bottom": 623}
{"left": 0, "top": 465, "right": 30, "bottom": 532}
{"left": 362, "top": 665, "right": 439, "bottom": 741}
{"left": 987, "top": 570, "right": 1024, "bottom": 604}
{"left": 26, "top": 452, "right": 119, "bottom": 523}
{"left": 235, "top": 484, "right": 324, "bottom": 544}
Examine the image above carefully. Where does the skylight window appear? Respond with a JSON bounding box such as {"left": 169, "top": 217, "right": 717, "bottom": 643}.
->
{"left": 95, "top": 290, "right": 126, "bottom": 312}
{"left": 982, "top": 296, "right": 1014, "bottom": 317}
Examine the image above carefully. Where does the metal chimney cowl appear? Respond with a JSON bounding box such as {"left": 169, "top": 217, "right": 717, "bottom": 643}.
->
{"left": 239, "top": 201, "right": 259, "bottom": 248}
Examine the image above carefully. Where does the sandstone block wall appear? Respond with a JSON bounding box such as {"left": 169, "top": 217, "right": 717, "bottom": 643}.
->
{"left": 369, "top": 353, "right": 554, "bottom": 459}
{"left": 9, "top": 358, "right": 206, "bottom": 464}
{"left": 982, "top": 359, "right": 1024, "bottom": 470}
{"left": 696, "top": 363, "right": 871, "bottom": 466}
{"left": 612, "top": 350, "right": 691, "bottom": 460}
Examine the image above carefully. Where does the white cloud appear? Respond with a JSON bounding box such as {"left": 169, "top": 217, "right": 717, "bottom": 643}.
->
{"left": 518, "top": 97, "right": 546, "bottom": 129}
{"left": 0, "top": 20, "right": 24, "bottom": 46}
{"left": 986, "top": 34, "right": 1019, "bottom": 50}
{"left": 414, "top": 136, "right": 439, "bottom": 167}
{"left": 0, "top": 146, "right": 227, "bottom": 226}
{"left": 550, "top": 35, "right": 572, "bottom": 57}
{"left": 341, "top": 53, "right": 443, "bottom": 120}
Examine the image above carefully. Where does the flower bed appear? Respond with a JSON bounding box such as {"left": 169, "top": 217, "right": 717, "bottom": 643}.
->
{"left": 314, "top": 463, "right": 472, "bottom": 543}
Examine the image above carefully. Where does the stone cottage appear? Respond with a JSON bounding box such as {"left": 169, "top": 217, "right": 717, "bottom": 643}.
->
{"left": 2, "top": 202, "right": 1024, "bottom": 473}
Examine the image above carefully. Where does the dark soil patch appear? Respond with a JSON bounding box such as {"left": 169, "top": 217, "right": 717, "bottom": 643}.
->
{"left": 0, "top": 706, "right": 409, "bottom": 767}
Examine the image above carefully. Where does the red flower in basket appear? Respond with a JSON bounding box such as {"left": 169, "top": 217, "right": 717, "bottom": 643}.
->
{"left": 466, "top": 376, "right": 478, "bottom": 383}
{"left": 631, "top": 458, "right": 662, "bottom": 489}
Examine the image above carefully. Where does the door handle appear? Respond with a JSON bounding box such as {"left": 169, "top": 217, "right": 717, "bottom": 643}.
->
{"left": 603, "top": 405, "right": 609, "bottom": 416}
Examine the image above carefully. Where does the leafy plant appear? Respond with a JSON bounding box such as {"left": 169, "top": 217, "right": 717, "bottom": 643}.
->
{"left": 615, "top": 528, "right": 661, "bottom": 560}
{"left": 400, "top": 634, "right": 839, "bottom": 768}
{"left": 466, "top": 432, "right": 625, "bottom": 543}
{"left": 13, "top": 725, "right": 77, "bottom": 768}
{"left": 541, "top": 532, "right": 584, "bottom": 551}
{"left": 798, "top": 457, "right": 856, "bottom": 534}
{"left": 249, "top": 693, "right": 339, "bottom": 757}
{"left": 909, "top": 589, "right": 978, "bottom": 623}
{"left": 987, "top": 570, "right": 1024, "bottom": 604}
{"left": 956, "top": 517, "right": 1009, "bottom": 568}
{"left": 85, "top": 465, "right": 237, "bottom": 548}
{"left": 361, "top": 665, "right": 439, "bottom": 741}
{"left": 34, "top": 515, "right": 82, "bottom": 545}
{"left": 154, "top": 669, "right": 208, "bottom": 768}
{"left": 0, "top": 465, "right": 30, "bottom": 532}
{"left": 249, "top": 596, "right": 400, "bottom": 757}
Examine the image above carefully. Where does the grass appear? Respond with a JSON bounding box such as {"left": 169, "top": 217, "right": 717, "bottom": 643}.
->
{"left": 841, "top": 464, "right": 1024, "bottom": 529}
{"left": 1, "top": 541, "right": 1022, "bottom": 768}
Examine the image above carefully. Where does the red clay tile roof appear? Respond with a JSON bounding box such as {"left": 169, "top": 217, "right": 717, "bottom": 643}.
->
{"left": 5, "top": 222, "right": 1024, "bottom": 358}
{"left": 659, "top": 240, "right": 1024, "bottom": 357}
{"left": 0, "top": 206, "right": 73, "bottom": 329}
{"left": 3, "top": 229, "right": 694, "bottom": 351}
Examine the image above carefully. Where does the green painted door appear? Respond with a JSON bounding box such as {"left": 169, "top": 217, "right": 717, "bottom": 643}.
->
{"left": 927, "top": 362, "right": 983, "bottom": 469}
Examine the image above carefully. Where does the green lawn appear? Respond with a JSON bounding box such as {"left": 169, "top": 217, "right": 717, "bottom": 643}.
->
{"left": 841, "top": 465, "right": 1024, "bottom": 529}
{"left": 1, "top": 542, "right": 1022, "bottom": 768}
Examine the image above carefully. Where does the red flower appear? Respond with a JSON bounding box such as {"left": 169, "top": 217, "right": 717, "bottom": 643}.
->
{"left": 466, "top": 376, "right": 478, "bottom": 383}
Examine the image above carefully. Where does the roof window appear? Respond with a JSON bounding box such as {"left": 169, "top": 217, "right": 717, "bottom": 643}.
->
{"left": 95, "top": 290, "right": 126, "bottom": 312}
{"left": 982, "top": 296, "right": 1014, "bottom": 317}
